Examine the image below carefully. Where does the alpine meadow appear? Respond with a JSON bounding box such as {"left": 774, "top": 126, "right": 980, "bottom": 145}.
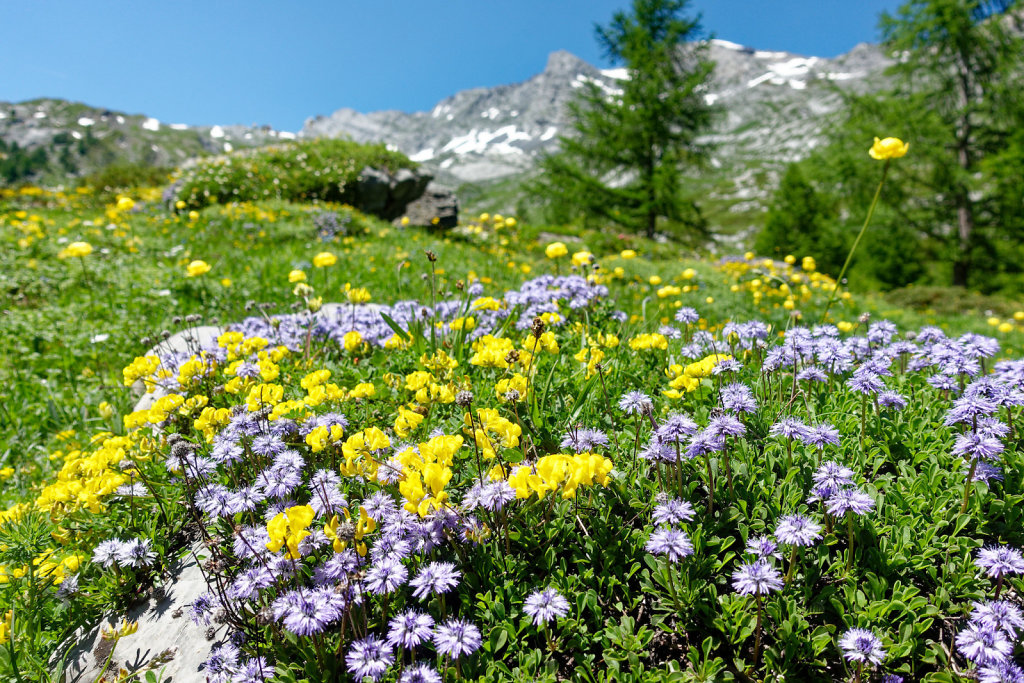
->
{"left": 2, "top": 1, "right": 1024, "bottom": 682}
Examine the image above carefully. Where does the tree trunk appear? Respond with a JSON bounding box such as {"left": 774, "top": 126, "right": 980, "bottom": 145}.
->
{"left": 953, "top": 197, "right": 973, "bottom": 287}
{"left": 952, "top": 53, "right": 975, "bottom": 288}
{"left": 644, "top": 144, "right": 656, "bottom": 239}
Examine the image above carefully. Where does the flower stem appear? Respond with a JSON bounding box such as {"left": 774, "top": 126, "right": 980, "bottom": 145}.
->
{"left": 962, "top": 459, "right": 978, "bottom": 514}
{"left": 753, "top": 595, "right": 764, "bottom": 670}
{"left": 846, "top": 515, "right": 856, "bottom": 574}
{"left": 821, "top": 160, "right": 890, "bottom": 324}
{"left": 785, "top": 545, "right": 800, "bottom": 586}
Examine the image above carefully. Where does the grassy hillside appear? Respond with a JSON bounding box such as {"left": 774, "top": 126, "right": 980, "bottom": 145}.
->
{"left": 1, "top": 178, "right": 1023, "bottom": 681}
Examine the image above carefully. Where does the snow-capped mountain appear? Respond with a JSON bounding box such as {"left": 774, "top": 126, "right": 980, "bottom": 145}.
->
{"left": 301, "top": 40, "right": 891, "bottom": 187}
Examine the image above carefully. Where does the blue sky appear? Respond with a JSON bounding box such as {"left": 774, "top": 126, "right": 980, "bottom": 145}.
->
{"left": 3, "top": 1, "right": 902, "bottom": 131}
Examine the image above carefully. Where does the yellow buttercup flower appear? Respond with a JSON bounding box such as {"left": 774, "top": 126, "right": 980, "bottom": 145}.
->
{"left": 58, "top": 241, "right": 93, "bottom": 259}
{"left": 186, "top": 260, "right": 211, "bottom": 277}
{"left": 571, "top": 251, "right": 594, "bottom": 267}
{"left": 545, "top": 242, "right": 568, "bottom": 259}
{"left": 289, "top": 269, "right": 307, "bottom": 283}
{"left": 868, "top": 137, "right": 909, "bottom": 160}
{"left": 313, "top": 251, "right": 337, "bottom": 268}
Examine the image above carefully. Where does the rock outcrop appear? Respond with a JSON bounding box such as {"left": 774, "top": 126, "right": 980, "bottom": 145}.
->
{"left": 401, "top": 182, "right": 459, "bottom": 229}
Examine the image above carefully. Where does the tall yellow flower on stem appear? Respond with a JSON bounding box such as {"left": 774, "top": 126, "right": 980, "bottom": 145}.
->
{"left": 868, "top": 137, "right": 909, "bottom": 160}
{"left": 186, "top": 260, "right": 211, "bottom": 277}
{"left": 59, "top": 241, "right": 94, "bottom": 287}
{"left": 820, "top": 137, "right": 908, "bottom": 322}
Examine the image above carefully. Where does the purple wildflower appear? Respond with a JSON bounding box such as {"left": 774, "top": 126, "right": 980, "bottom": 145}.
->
{"left": 971, "top": 462, "right": 1005, "bottom": 483}
{"left": 364, "top": 558, "right": 409, "bottom": 595}
{"left": 953, "top": 432, "right": 1005, "bottom": 462}
{"left": 675, "top": 307, "right": 699, "bottom": 324}
{"left": 979, "top": 662, "right": 1024, "bottom": 683}
{"left": 745, "top": 535, "right": 781, "bottom": 559}
{"left": 400, "top": 664, "right": 443, "bottom": 683}
{"left": 977, "top": 546, "right": 1024, "bottom": 578}
{"left": 657, "top": 413, "right": 699, "bottom": 443}
{"left": 797, "top": 366, "right": 828, "bottom": 383}
{"left": 721, "top": 383, "right": 757, "bottom": 414}
{"left": 619, "top": 391, "right": 653, "bottom": 415}
{"left": 433, "top": 619, "right": 482, "bottom": 659}
{"left": 972, "top": 601, "right": 1024, "bottom": 637}
{"left": 560, "top": 427, "right": 609, "bottom": 453}
{"left": 826, "top": 488, "right": 875, "bottom": 517}
{"left": 708, "top": 414, "right": 746, "bottom": 439}
{"left": 652, "top": 498, "right": 696, "bottom": 526}
{"left": 272, "top": 587, "right": 343, "bottom": 636}
{"left": 117, "top": 538, "right": 156, "bottom": 568}
{"left": 92, "top": 539, "right": 124, "bottom": 569}
{"left": 838, "top": 628, "right": 886, "bottom": 665}
{"left": 229, "top": 566, "right": 275, "bottom": 601}
{"left": 877, "top": 390, "right": 907, "bottom": 409}
{"left": 523, "top": 588, "right": 571, "bottom": 626}
{"left": 346, "top": 636, "right": 394, "bottom": 681}
{"left": 956, "top": 623, "right": 1012, "bottom": 665}
{"left": 731, "top": 560, "right": 784, "bottom": 596}
{"left": 646, "top": 528, "right": 694, "bottom": 563}
{"left": 233, "top": 657, "right": 275, "bottom": 683}
{"left": 769, "top": 418, "right": 810, "bottom": 441}
{"left": 410, "top": 561, "right": 461, "bottom": 600}
{"left": 479, "top": 481, "right": 516, "bottom": 512}
{"left": 775, "top": 514, "right": 823, "bottom": 547}
{"left": 387, "top": 610, "right": 435, "bottom": 649}
{"left": 800, "top": 424, "right": 841, "bottom": 449}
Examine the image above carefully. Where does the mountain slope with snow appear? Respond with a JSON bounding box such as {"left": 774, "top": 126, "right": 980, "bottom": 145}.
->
{"left": 302, "top": 40, "right": 891, "bottom": 188}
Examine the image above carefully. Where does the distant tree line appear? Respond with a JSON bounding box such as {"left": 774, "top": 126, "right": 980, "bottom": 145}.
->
{"left": 0, "top": 139, "right": 49, "bottom": 184}
{"left": 757, "top": 0, "right": 1024, "bottom": 294}
{"left": 533, "top": 0, "right": 1024, "bottom": 294}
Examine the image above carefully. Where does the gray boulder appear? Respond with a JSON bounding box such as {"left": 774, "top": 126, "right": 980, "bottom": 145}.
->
{"left": 353, "top": 165, "right": 432, "bottom": 220}
{"left": 401, "top": 183, "right": 459, "bottom": 229}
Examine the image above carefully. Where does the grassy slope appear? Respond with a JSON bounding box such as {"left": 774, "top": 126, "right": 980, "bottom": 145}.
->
{"left": 2, "top": 189, "right": 1022, "bottom": 507}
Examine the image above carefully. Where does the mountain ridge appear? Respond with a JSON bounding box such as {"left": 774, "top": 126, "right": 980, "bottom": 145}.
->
{"left": 300, "top": 39, "right": 892, "bottom": 190}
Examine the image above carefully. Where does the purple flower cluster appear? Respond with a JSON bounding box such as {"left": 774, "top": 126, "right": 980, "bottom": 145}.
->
{"left": 91, "top": 537, "right": 156, "bottom": 569}
{"left": 560, "top": 426, "right": 609, "bottom": 453}
{"left": 838, "top": 627, "right": 886, "bottom": 665}
{"left": 774, "top": 514, "right": 823, "bottom": 547}
{"left": 646, "top": 528, "right": 694, "bottom": 563}
{"left": 523, "top": 588, "right": 571, "bottom": 626}
{"left": 731, "top": 560, "right": 783, "bottom": 596}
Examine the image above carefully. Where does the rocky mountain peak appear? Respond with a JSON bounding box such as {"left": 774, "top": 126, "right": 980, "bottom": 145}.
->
{"left": 543, "top": 49, "right": 598, "bottom": 77}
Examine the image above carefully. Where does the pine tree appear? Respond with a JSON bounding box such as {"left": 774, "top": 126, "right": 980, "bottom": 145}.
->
{"left": 754, "top": 165, "right": 845, "bottom": 274}
{"left": 533, "top": 0, "right": 716, "bottom": 240}
{"left": 877, "top": 0, "right": 1024, "bottom": 287}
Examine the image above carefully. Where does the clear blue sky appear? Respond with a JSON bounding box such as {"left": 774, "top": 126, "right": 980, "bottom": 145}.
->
{"left": 3, "top": 1, "right": 902, "bottom": 131}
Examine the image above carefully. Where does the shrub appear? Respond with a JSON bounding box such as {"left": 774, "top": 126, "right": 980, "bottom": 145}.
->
{"left": 78, "top": 163, "right": 173, "bottom": 198}
{"left": 171, "top": 138, "right": 416, "bottom": 209}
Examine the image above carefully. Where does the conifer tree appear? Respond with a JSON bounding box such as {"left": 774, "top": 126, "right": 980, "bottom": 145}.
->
{"left": 534, "top": 0, "right": 716, "bottom": 241}
{"left": 879, "top": 0, "right": 1024, "bottom": 287}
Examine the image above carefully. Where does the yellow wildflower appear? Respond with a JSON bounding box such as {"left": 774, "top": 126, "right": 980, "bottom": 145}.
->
{"left": 868, "top": 136, "right": 909, "bottom": 160}
{"left": 186, "top": 260, "right": 211, "bottom": 277}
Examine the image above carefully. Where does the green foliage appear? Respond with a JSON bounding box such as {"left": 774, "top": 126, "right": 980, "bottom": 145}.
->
{"left": 531, "top": 0, "right": 716, "bottom": 241}
{"left": 754, "top": 165, "right": 846, "bottom": 275}
{"left": 884, "top": 284, "right": 1024, "bottom": 317}
{"left": 172, "top": 138, "right": 416, "bottom": 210}
{"left": 79, "top": 163, "right": 173, "bottom": 198}
{"left": 0, "top": 140, "right": 49, "bottom": 185}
